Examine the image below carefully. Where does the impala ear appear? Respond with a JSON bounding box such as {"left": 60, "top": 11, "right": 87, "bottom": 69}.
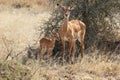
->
{"left": 68, "top": 4, "right": 76, "bottom": 10}
{"left": 57, "top": 3, "right": 66, "bottom": 10}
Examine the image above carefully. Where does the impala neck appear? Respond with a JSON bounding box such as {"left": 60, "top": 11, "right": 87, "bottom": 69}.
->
{"left": 63, "top": 17, "right": 69, "bottom": 29}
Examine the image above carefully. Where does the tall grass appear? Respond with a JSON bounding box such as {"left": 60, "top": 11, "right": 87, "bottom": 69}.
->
{"left": 30, "top": 51, "right": 120, "bottom": 80}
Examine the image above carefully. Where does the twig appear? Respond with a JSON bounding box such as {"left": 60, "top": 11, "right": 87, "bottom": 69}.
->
{"left": 11, "top": 44, "right": 30, "bottom": 60}
{"left": 8, "top": 64, "right": 16, "bottom": 72}
{"left": 5, "top": 50, "right": 13, "bottom": 60}
{"left": 1, "top": 36, "right": 13, "bottom": 60}
{"left": 11, "top": 50, "right": 25, "bottom": 60}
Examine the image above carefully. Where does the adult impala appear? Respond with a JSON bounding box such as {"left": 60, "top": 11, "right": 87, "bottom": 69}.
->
{"left": 57, "top": 4, "right": 86, "bottom": 64}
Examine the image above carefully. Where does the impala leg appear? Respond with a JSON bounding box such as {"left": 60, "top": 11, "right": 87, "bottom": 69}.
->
{"left": 68, "top": 40, "right": 74, "bottom": 64}
{"left": 49, "top": 48, "right": 53, "bottom": 63}
{"left": 72, "top": 41, "right": 76, "bottom": 63}
{"left": 46, "top": 48, "right": 49, "bottom": 58}
{"left": 49, "top": 49, "right": 53, "bottom": 58}
{"left": 61, "top": 39, "right": 65, "bottom": 64}
{"left": 80, "top": 32, "right": 85, "bottom": 58}
{"left": 80, "top": 41, "right": 84, "bottom": 58}
{"left": 40, "top": 45, "right": 42, "bottom": 61}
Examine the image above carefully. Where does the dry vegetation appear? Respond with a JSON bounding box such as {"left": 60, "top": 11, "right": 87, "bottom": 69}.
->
{"left": 30, "top": 52, "right": 120, "bottom": 80}
{"left": 0, "top": 0, "right": 120, "bottom": 80}
{"left": 0, "top": 61, "right": 30, "bottom": 80}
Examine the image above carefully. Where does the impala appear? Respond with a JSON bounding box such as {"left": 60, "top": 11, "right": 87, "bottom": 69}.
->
{"left": 39, "top": 33, "right": 58, "bottom": 61}
{"left": 57, "top": 4, "right": 86, "bottom": 64}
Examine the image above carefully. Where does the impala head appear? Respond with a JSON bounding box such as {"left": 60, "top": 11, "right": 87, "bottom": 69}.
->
{"left": 57, "top": 4, "right": 76, "bottom": 19}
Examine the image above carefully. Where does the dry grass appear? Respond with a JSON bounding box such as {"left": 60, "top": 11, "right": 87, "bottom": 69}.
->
{"left": 23, "top": 50, "right": 120, "bottom": 80}
{"left": 29, "top": 51, "right": 120, "bottom": 80}
{"left": 0, "top": 60, "right": 30, "bottom": 80}
{"left": 1, "top": 52, "right": 120, "bottom": 80}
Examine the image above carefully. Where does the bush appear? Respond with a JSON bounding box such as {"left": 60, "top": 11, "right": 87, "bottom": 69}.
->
{"left": 43, "top": 0, "right": 120, "bottom": 53}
